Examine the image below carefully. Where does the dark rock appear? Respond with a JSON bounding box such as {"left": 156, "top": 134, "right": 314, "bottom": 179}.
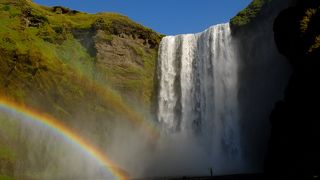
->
{"left": 51, "top": 6, "right": 79, "bottom": 15}
{"left": 230, "top": 0, "right": 293, "bottom": 171}
{"left": 265, "top": 0, "right": 320, "bottom": 178}
{"left": 22, "top": 7, "right": 48, "bottom": 27}
{"left": 72, "top": 28, "right": 97, "bottom": 57}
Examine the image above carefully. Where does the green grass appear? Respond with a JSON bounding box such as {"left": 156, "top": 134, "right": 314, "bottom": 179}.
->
{"left": 55, "top": 38, "right": 95, "bottom": 75}
{"left": 300, "top": 8, "right": 317, "bottom": 33}
{"left": 0, "top": 116, "right": 19, "bottom": 178}
{"left": 230, "top": 0, "right": 270, "bottom": 30}
{"left": 96, "top": 31, "right": 114, "bottom": 43}
{"left": 0, "top": 0, "right": 160, "bottom": 106}
{"left": 0, "top": 1, "right": 161, "bottom": 178}
{"left": 0, "top": 175, "right": 13, "bottom": 180}
{"left": 98, "top": 42, "right": 158, "bottom": 107}
{"left": 0, "top": 145, "right": 15, "bottom": 161}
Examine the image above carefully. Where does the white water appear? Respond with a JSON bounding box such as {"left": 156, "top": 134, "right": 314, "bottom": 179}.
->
{"left": 157, "top": 23, "right": 243, "bottom": 173}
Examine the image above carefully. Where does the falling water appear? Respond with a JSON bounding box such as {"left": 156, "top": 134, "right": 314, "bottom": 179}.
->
{"left": 157, "top": 23, "right": 242, "bottom": 173}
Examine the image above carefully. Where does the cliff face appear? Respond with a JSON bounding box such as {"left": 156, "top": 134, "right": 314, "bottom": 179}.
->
{"left": 265, "top": 0, "right": 320, "bottom": 178}
{"left": 229, "top": 0, "right": 295, "bottom": 171}
{"left": 232, "top": 0, "right": 320, "bottom": 177}
{"left": 0, "top": 0, "right": 161, "bottom": 178}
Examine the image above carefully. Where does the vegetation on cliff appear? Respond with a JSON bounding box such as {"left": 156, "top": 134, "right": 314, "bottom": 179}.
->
{"left": 230, "top": 0, "right": 299, "bottom": 33}
{"left": 230, "top": 0, "right": 269, "bottom": 31}
{"left": 273, "top": 0, "right": 320, "bottom": 59}
{"left": 0, "top": 0, "right": 162, "bottom": 178}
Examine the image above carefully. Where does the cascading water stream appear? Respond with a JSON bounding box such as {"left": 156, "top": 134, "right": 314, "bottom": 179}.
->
{"left": 157, "top": 23, "right": 243, "bottom": 173}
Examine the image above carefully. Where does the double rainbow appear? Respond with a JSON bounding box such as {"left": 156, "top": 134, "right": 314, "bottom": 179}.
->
{"left": 0, "top": 97, "right": 128, "bottom": 180}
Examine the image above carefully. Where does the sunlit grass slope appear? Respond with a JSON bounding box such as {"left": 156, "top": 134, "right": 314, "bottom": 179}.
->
{"left": 0, "top": 0, "right": 162, "bottom": 178}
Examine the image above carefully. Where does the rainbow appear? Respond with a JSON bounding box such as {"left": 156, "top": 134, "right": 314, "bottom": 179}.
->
{"left": 92, "top": 82, "right": 160, "bottom": 140}
{"left": 54, "top": 46, "right": 160, "bottom": 140}
{"left": 0, "top": 97, "right": 129, "bottom": 180}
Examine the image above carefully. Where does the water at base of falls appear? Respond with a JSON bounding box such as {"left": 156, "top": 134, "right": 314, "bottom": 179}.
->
{"left": 157, "top": 23, "right": 243, "bottom": 174}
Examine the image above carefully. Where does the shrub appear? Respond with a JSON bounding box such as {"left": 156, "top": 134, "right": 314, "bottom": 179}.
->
{"left": 3, "top": 5, "right": 10, "bottom": 11}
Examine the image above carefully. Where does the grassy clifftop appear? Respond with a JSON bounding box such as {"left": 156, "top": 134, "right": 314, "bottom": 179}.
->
{"left": 230, "top": 0, "right": 268, "bottom": 30}
{"left": 0, "top": 0, "right": 162, "bottom": 178}
{"left": 230, "top": 0, "right": 298, "bottom": 34}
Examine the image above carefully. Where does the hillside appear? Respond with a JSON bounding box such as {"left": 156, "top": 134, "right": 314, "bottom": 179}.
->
{"left": 0, "top": 0, "right": 162, "bottom": 178}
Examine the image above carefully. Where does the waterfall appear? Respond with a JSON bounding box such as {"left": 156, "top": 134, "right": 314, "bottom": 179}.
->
{"left": 157, "top": 23, "right": 243, "bottom": 173}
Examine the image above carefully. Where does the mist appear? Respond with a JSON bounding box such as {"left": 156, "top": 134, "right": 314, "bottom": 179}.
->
{"left": 1, "top": 101, "right": 251, "bottom": 180}
{"left": 82, "top": 115, "right": 247, "bottom": 178}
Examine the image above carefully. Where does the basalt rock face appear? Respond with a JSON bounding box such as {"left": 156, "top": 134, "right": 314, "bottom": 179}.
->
{"left": 265, "top": 0, "right": 320, "bottom": 178}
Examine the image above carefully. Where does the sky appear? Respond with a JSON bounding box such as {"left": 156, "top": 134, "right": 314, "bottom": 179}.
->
{"left": 33, "top": 0, "right": 252, "bottom": 35}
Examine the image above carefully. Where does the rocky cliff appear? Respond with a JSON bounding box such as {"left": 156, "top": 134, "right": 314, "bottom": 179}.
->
{"left": 229, "top": 0, "right": 295, "bottom": 172}
{"left": 265, "top": 0, "right": 320, "bottom": 178}
{"left": 231, "top": 0, "right": 320, "bottom": 178}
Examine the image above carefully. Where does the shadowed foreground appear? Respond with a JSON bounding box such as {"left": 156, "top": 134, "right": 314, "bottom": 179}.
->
{"left": 135, "top": 174, "right": 265, "bottom": 180}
